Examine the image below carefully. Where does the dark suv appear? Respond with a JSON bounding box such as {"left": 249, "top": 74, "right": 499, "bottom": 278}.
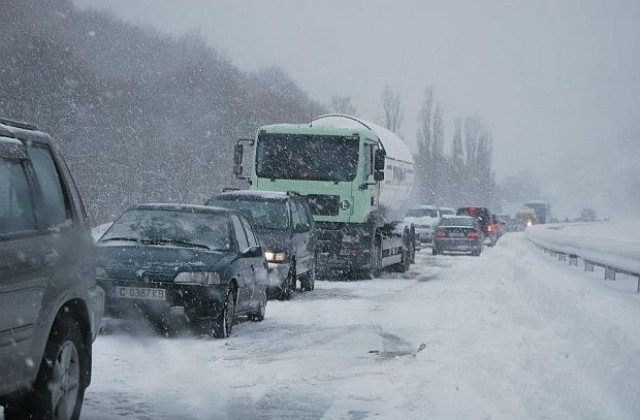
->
{"left": 456, "top": 206, "right": 496, "bottom": 246}
{"left": 207, "top": 190, "right": 316, "bottom": 300}
{"left": 0, "top": 119, "right": 104, "bottom": 420}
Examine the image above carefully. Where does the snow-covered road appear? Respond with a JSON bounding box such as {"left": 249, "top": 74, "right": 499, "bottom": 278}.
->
{"left": 29, "top": 232, "right": 640, "bottom": 419}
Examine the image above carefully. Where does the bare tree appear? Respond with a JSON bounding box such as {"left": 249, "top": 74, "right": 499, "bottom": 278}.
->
{"left": 329, "top": 96, "right": 357, "bottom": 116}
{"left": 381, "top": 86, "right": 403, "bottom": 133}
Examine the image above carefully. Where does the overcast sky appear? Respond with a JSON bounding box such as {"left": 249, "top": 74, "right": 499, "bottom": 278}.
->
{"left": 74, "top": 0, "right": 640, "bottom": 218}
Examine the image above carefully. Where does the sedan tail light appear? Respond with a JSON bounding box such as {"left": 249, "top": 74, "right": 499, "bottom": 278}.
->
{"left": 434, "top": 229, "right": 447, "bottom": 238}
{"left": 466, "top": 231, "right": 480, "bottom": 239}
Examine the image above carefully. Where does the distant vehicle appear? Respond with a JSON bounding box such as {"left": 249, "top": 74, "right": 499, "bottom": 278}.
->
{"left": 207, "top": 190, "right": 317, "bottom": 300}
{"left": 439, "top": 207, "right": 456, "bottom": 216}
{"left": 455, "top": 206, "right": 496, "bottom": 246}
{"left": 95, "top": 203, "right": 268, "bottom": 338}
{"left": 0, "top": 119, "right": 104, "bottom": 420}
{"left": 496, "top": 213, "right": 514, "bottom": 232}
{"left": 516, "top": 208, "right": 537, "bottom": 230}
{"left": 491, "top": 214, "right": 504, "bottom": 240}
{"left": 524, "top": 200, "right": 551, "bottom": 224}
{"left": 580, "top": 208, "right": 597, "bottom": 222}
{"left": 403, "top": 205, "right": 441, "bottom": 247}
{"left": 432, "top": 215, "right": 483, "bottom": 256}
{"left": 232, "top": 114, "right": 416, "bottom": 278}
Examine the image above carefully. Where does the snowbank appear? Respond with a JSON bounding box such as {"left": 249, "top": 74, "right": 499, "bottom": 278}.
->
{"left": 524, "top": 220, "right": 640, "bottom": 274}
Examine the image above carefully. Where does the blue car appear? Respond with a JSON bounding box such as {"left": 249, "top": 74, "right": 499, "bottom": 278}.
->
{"left": 95, "top": 203, "right": 268, "bottom": 338}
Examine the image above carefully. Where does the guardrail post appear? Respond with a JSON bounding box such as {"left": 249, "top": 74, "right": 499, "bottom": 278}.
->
{"left": 569, "top": 255, "right": 578, "bottom": 266}
{"left": 604, "top": 267, "right": 616, "bottom": 281}
{"left": 559, "top": 253, "right": 566, "bottom": 262}
{"left": 584, "top": 261, "right": 594, "bottom": 272}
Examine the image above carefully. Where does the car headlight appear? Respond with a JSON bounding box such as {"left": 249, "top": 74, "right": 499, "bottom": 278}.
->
{"left": 264, "top": 250, "right": 286, "bottom": 262}
{"left": 174, "top": 271, "right": 221, "bottom": 285}
{"left": 96, "top": 267, "right": 107, "bottom": 279}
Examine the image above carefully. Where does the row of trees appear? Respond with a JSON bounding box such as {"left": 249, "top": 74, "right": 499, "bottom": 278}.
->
{"left": 379, "top": 85, "right": 500, "bottom": 210}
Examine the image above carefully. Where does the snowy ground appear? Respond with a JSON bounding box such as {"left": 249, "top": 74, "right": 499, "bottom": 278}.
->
{"left": 55, "top": 230, "right": 639, "bottom": 419}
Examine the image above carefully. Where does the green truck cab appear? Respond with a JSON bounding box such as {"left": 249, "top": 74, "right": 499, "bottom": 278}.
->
{"left": 234, "top": 114, "right": 416, "bottom": 278}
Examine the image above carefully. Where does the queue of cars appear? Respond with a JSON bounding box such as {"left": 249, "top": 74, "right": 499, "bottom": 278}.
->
{"left": 405, "top": 204, "right": 506, "bottom": 256}
{"left": 0, "top": 117, "right": 504, "bottom": 418}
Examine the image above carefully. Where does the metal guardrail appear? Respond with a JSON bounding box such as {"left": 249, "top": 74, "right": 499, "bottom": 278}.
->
{"left": 530, "top": 241, "right": 640, "bottom": 293}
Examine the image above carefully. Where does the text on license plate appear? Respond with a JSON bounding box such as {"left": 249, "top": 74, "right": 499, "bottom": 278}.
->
{"left": 114, "top": 286, "right": 166, "bottom": 300}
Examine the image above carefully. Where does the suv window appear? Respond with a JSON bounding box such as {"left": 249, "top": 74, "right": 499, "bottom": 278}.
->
{"left": 0, "top": 157, "right": 37, "bottom": 234}
{"left": 290, "top": 200, "right": 302, "bottom": 229}
{"left": 239, "top": 216, "right": 259, "bottom": 248}
{"left": 231, "top": 214, "right": 250, "bottom": 251}
{"left": 28, "top": 145, "right": 71, "bottom": 228}
{"left": 294, "top": 199, "right": 311, "bottom": 228}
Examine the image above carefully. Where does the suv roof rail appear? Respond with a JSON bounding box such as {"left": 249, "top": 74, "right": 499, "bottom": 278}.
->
{"left": 0, "top": 118, "right": 39, "bottom": 131}
{"left": 286, "top": 191, "right": 301, "bottom": 196}
{"left": 222, "top": 187, "right": 240, "bottom": 192}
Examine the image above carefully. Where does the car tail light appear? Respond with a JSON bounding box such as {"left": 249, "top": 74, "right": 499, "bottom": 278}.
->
{"left": 486, "top": 224, "right": 493, "bottom": 232}
{"left": 466, "top": 231, "right": 480, "bottom": 239}
{"left": 434, "top": 229, "right": 446, "bottom": 238}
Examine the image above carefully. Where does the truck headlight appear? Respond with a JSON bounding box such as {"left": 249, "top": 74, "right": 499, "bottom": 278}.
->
{"left": 264, "top": 251, "right": 286, "bottom": 262}
{"left": 174, "top": 272, "right": 221, "bottom": 285}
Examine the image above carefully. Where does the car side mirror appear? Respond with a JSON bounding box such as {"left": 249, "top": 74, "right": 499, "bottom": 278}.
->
{"left": 374, "top": 149, "right": 386, "bottom": 171}
{"left": 234, "top": 144, "right": 243, "bottom": 165}
{"left": 242, "top": 246, "right": 263, "bottom": 258}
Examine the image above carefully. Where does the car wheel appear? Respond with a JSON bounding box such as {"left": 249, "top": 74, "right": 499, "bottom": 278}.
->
{"left": 279, "top": 264, "right": 295, "bottom": 301}
{"left": 4, "top": 316, "right": 88, "bottom": 420}
{"left": 248, "top": 294, "right": 266, "bottom": 322}
{"left": 300, "top": 257, "right": 316, "bottom": 291}
{"left": 213, "top": 288, "right": 235, "bottom": 338}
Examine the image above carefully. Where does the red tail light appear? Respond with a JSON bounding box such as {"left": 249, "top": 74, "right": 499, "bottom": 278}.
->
{"left": 486, "top": 225, "right": 493, "bottom": 232}
{"left": 467, "top": 231, "right": 480, "bottom": 239}
{"left": 434, "top": 230, "right": 446, "bottom": 238}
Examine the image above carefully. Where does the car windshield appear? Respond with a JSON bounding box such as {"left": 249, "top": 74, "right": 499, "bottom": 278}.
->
{"left": 255, "top": 133, "right": 359, "bottom": 182}
{"left": 406, "top": 208, "right": 439, "bottom": 218}
{"left": 99, "top": 209, "right": 231, "bottom": 251}
{"left": 439, "top": 217, "right": 475, "bottom": 227}
{"left": 208, "top": 198, "right": 289, "bottom": 230}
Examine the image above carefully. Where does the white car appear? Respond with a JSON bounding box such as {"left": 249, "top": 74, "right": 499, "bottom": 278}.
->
{"left": 404, "top": 205, "right": 442, "bottom": 247}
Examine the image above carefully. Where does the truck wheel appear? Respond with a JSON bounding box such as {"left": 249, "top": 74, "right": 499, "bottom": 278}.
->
{"left": 4, "top": 316, "right": 89, "bottom": 420}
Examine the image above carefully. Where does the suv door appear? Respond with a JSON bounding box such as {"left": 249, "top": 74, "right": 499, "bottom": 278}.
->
{"left": 0, "top": 151, "right": 48, "bottom": 394}
{"left": 230, "top": 214, "right": 254, "bottom": 312}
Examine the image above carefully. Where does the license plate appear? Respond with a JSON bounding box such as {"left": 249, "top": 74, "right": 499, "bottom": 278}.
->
{"left": 450, "top": 232, "right": 465, "bottom": 237}
{"left": 114, "top": 286, "right": 166, "bottom": 300}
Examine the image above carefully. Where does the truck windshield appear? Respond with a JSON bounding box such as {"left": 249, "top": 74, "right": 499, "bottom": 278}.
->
{"left": 256, "top": 133, "right": 359, "bottom": 182}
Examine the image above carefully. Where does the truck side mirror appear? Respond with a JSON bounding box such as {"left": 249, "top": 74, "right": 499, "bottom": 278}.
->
{"left": 234, "top": 144, "right": 243, "bottom": 165}
{"left": 374, "top": 170, "right": 384, "bottom": 181}
{"left": 374, "top": 149, "right": 386, "bottom": 171}
{"left": 233, "top": 165, "right": 243, "bottom": 176}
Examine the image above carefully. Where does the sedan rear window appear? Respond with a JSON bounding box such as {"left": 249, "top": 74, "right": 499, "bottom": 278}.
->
{"left": 439, "top": 217, "right": 475, "bottom": 227}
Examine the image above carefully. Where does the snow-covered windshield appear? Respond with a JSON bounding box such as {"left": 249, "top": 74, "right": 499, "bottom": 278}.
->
{"left": 256, "top": 133, "right": 359, "bottom": 182}
{"left": 100, "top": 209, "right": 231, "bottom": 251}
{"left": 207, "top": 198, "right": 289, "bottom": 230}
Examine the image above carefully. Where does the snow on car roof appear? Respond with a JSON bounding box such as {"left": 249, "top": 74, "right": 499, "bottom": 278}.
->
{"left": 212, "top": 190, "right": 289, "bottom": 201}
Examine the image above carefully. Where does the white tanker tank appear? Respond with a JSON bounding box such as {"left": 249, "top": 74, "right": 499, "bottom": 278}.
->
{"left": 311, "top": 114, "right": 415, "bottom": 220}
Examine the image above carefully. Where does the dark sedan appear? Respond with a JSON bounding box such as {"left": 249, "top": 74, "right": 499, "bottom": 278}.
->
{"left": 432, "top": 215, "right": 483, "bottom": 256}
{"left": 95, "top": 204, "right": 268, "bottom": 338}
